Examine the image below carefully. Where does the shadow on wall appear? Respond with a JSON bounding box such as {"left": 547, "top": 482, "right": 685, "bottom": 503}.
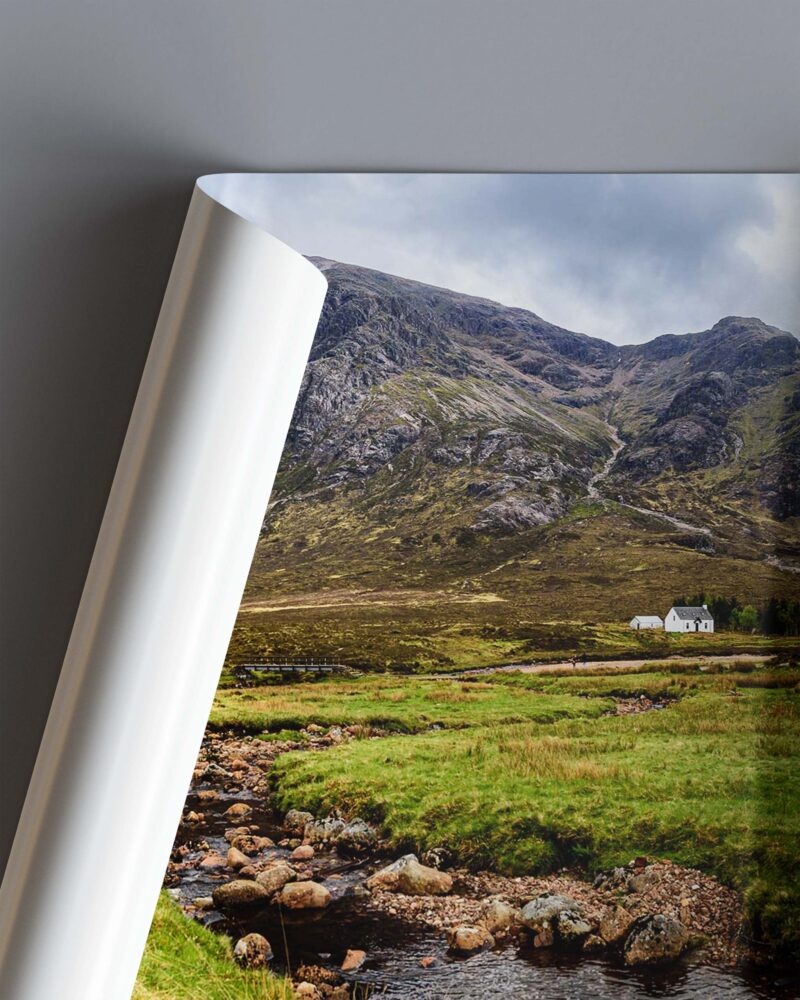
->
{"left": 0, "top": 111, "right": 257, "bottom": 876}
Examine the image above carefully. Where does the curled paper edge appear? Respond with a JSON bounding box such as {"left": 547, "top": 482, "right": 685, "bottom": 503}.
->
{"left": 0, "top": 177, "right": 328, "bottom": 1000}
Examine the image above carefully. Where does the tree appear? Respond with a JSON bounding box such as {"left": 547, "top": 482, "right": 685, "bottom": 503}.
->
{"left": 734, "top": 605, "right": 758, "bottom": 632}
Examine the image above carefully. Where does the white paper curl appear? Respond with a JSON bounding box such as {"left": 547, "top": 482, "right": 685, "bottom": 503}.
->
{"left": 0, "top": 177, "right": 328, "bottom": 1000}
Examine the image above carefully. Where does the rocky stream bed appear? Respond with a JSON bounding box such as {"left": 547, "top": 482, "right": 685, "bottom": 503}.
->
{"left": 164, "top": 723, "right": 799, "bottom": 999}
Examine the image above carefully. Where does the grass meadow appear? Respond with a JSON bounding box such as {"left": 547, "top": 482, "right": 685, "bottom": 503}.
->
{"left": 232, "top": 663, "right": 800, "bottom": 953}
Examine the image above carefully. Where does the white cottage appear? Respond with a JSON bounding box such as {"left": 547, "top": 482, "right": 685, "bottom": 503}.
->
{"left": 665, "top": 605, "right": 714, "bottom": 633}
{"left": 629, "top": 615, "right": 664, "bottom": 630}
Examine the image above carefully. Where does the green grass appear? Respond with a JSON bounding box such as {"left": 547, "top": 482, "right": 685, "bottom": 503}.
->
{"left": 265, "top": 667, "right": 800, "bottom": 952}
{"left": 134, "top": 893, "right": 292, "bottom": 1000}
{"left": 210, "top": 674, "right": 615, "bottom": 734}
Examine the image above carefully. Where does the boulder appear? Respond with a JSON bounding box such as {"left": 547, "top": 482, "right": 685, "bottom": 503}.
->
{"left": 521, "top": 893, "right": 593, "bottom": 947}
{"left": 305, "top": 816, "right": 378, "bottom": 853}
{"left": 479, "top": 899, "right": 521, "bottom": 933}
{"left": 291, "top": 844, "right": 315, "bottom": 860}
{"left": 341, "top": 948, "right": 366, "bottom": 972}
{"left": 336, "top": 819, "right": 379, "bottom": 853}
{"left": 233, "top": 933, "right": 273, "bottom": 968}
{"left": 224, "top": 802, "right": 253, "bottom": 820}
{"left": 365, "top": 855, "right": 452, "bottom": 896}
{"left": 277, "top": 880, "right": 331, "bottom": 910}
{"left": 284, "top": 808, "right": 314, "bottom": 833}
{"left": 446, "top": 925, "right": 495, "bottom": 954}
{"left": 599, "top": 905, "right": 635, "bottom": 945}
{"left": 627, "top": 870, "right": 658, "bottom": 894}
{"left": 211, "top": 879, "right": 269, "bottom": 909}
{"left": 256, "top": 861, "right": 297, "bottom": 896}
{"left": 624, "top": 914, "right": 691, "bottom": 965}
{"left": 305, "top": 816, "right": 346, "bottom": 844}
{"left": 294, "top": 985, "right": 321, "bottom": 1000}
{"left": 227, "top": 847, "right": 250, "bottom": 870}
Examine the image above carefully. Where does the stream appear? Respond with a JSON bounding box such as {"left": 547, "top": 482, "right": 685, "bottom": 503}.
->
{"left": 165, "top": 735, "right": 800, "bottom": 1000}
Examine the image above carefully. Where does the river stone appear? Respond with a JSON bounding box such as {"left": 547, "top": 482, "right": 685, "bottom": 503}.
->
{"left": 447, "top": 925, "right": 495, "bottom": 954}
{"left": 294, "top": 985, "right": 321, "bottom": 1000}
{"left": 198, "top": 852, "right": 227, "bottom": 869}
{"left": 521, "top": 893, "right": 593, "bottom": 946}
{"left": 256, "top": 861, "right": 297, "bottom": 896}
{"left": 227, "top": 846, "right": 250, "bottom": 869}
{"left": 224, "top": 825, "right": 252, "bottom": 843}
{"left": 212, "top": 879, "right": 269, "bottom": 909}
{"left": 479, "top": 899, "right": 521, "bottom": 933}
{"left": 233, "top": 933, "right": 273, "bottom": 968}
{"left": 600, "top": 905, "right": 635, "bottom": 945}
{"left": 365, "top": 855, "right": 453, "bottom": 896}
{"left": 624, "top": 914, "right": 691, "bottom": 965}
{"left": 277, "top": 880, "right": 332, "bottom": 909}
{"left": 231, "top": 833, "right": 273, "bottom": 854}
{"left": 341, "top": 948, "right": 366, "bottom": 972}
{"left": 284, "top": 809, "right": 314, "bottom": 833}
{"left": 224, "top": 802, "right": 253, "bottom": 820}
{"left": 291, "top": 844, "right": 315, "bottom": 860}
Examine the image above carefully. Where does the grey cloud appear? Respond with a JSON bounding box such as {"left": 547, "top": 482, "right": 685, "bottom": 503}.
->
{"left": 206, "top": 173, "right": 799, "bottom": 344}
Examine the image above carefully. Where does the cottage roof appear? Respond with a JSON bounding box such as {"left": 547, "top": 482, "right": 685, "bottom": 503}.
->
{"left": 670, "top": 605, "right": 713, "bottom": 620}
{"left": 631, "top": 615, "right": 663, "bottom": 624}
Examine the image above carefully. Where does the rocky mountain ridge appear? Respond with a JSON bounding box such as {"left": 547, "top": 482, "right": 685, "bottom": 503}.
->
{"left": 239, "top": 258, "right": 800, "bottom": 633}
{"left": 275, "top": 260, "right": 798, "bottom": 525}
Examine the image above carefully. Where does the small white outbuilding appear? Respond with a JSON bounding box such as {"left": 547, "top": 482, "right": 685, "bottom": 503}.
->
{"left": 664, "top": 605, "right": 714, "bottom": 633}
{"left": 629, "top": 615, "right": 664, "bottom": 630}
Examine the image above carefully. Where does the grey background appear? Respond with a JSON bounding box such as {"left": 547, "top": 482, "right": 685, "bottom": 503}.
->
{"left": 1, "top": 0, "right": 798, "bottom": 878}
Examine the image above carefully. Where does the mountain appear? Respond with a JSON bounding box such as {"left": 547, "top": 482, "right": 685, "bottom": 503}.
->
{"left": 233, "top": 260, "right": 800, "bottom": 668}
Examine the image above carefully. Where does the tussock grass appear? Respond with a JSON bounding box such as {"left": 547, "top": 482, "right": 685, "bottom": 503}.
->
{"left": 135, "top": 893, "right": 292, "bottom": 1000}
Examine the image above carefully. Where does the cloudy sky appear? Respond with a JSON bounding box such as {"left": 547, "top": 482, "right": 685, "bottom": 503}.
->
{"left": 206, "top": 173, "right": 799, "bottom": 345}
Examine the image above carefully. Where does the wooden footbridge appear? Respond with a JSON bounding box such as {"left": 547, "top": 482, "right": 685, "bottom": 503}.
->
{"left": 233, "top": 656, "right": 348, "bottom": 677}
